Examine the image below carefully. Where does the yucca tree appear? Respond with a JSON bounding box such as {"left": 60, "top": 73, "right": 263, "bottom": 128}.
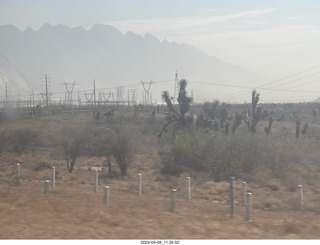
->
{"left": 244, "top": 89, "right": 262, "bottom": 134}
{"left": 158, "top": 79, "right": 193, "bottom": 137}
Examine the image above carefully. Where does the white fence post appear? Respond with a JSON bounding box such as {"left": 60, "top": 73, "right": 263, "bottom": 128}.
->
{"left": 242, "top": 182, "right": 246, "bottom": 207}
{"left": 16, "top": 163, "right": 20, "bottom": 185}
{"left": 104, "top": 186, "right": 110, "bottom": 205}
{"left": 51, "top": 166, "right": 55, "bottom": 188}
{"left": 246, "top": 192, "right": 252, "bottom": 221}
{"left": 137, "top": 173, "right": 142, "bottom": 195}
{"left": 186, "top": 177, "right": 191, "bottom": 201}
{"left": 94, "top": 170, "right": 98, "bottom": 193}
{"left": 44, "top": 180, "right": 50, "bottom": 197}
{"left": 230, "top": 176, "right": 235, "bottom": 217}
{"left": 170, "top": 189, "right": 177, "bottom": 213}
{"left": 298, "top": 185, "right": 303, "bottom": 212}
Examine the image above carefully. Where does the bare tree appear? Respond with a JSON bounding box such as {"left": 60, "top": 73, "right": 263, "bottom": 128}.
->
{"left": 62, "top": 128, "right": 84, "bottom": 173}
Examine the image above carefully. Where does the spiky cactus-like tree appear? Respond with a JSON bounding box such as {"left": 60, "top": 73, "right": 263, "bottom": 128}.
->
{"left": 244, "top": 89, "right": 262, "bottom": 134}
{"left": 158, "top": 79, "right": 193, "bottom": 137}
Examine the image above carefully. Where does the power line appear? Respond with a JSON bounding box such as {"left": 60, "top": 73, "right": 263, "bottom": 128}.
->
{"left": 189, "top": 80, "right": 320, "bottom": 94}
{"left": 257, "top": 65, "right": 320, "bottom": 89}
{"left": 0, "top": 50, "right": 39, "bottom": 93}
{"left": 220, "top": 64, "right": 320, "bottom": 101}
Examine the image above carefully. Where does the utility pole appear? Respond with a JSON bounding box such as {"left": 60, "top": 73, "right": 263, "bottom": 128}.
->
{"left": 41, "top": 74, "right": 51, "bottom": 107}
{"left": 173, "top": 71, "right": 179, "bottom": 104}
{"left": 78, "top": 92, "right": 81, "bottom": 107}
{"left": 131, "top": 89, "right": 138, "bottom": 105}
{"left": 127, "top": 90, "right": 130, "bottom": 107}
{"left": 32, "top": 89, "right": 34, "bottom": 107}
{"left": 45, "top": 74, "right": 49, "bottom": 107}
{"left": 5, "top": 82, "right": 7, "bottom": 107}
{"left": 116, "top": 87, "right": 124, "bottom": 106}
{"left": 93, "top": 79, "right": 96, "bottom": 108}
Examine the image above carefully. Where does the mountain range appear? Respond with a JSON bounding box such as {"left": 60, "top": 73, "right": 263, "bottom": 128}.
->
{"left": 0, "top": 23, "right": 263, "bottom": 104}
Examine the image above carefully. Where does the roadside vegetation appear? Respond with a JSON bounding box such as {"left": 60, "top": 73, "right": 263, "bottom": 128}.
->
{"left": 1, "top": 80, "right": 320, "bottom": 189}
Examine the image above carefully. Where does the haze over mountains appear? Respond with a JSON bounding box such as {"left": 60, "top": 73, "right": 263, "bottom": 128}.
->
{"left": 0, "top": 23, "right": 263, "bottom": 104}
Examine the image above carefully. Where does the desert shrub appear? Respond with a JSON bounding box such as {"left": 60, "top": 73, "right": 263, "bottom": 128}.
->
{"left": 198, "top": 101, "right": 232, "bottom": 132}
{"left": 33, "top": 162, "right": 52, "bottom": 171}
{"left": 81, "top": 124, "right": 133, "bottom": 176}
{"left": 160, "top": 128, "right": 299, "bottom": 182}
{"left": 60, "top": 125, "right": 86, "bottom": 173}
{"left": 0, "top": 128, "right": 40, "bottom": 154}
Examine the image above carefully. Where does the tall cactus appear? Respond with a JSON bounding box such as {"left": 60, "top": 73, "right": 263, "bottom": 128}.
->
{"left": 244, "top": 90, "right": 262, "bottom": 134}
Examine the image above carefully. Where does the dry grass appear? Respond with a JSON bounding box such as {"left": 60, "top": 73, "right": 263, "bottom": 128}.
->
{"left": 1, "top": 151, "right": 320, "bottom": 239}
{"left": 1, "top": 112, "right": 320, "bottom": 239}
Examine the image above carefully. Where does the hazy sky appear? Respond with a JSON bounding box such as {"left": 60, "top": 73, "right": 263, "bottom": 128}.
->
{"left": 1, "top": 0, "right": 320, "bottom": 102}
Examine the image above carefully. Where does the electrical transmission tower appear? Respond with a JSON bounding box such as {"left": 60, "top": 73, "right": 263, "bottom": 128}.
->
{"left": 41, "top": 74, "right": 52, "bottom": 107}
{"left": 101, "top": 90, "right": 114, "bottom": 106}
{"left": 130, "top": 89, "right": 138, "bottom": 105}
{"left": 84, "top": 79, "right": 97, "bottom": 108}
{"left": 84, "top": 90, "right": 94, "bottom": 107}
{"left": 116, "top": 87, "right": 124, "bottom": 106}
{"left": 141, "top": 80, "right": 153, "bottom": 105}
{"left": 63, "top": 80, "right": 76, "bottom": 106}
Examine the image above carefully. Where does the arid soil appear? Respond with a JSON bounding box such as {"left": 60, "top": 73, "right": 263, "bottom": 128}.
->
{"left": 1, "top": 151, "right": 320, "bottom": 239}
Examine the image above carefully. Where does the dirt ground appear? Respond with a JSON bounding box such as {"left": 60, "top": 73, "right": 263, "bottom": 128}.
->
{"left": 1, "top": 152, "right": 320, "bottom": 240}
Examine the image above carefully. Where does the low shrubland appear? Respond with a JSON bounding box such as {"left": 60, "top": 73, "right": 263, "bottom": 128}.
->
{"left": 159, "top": 126, "right": 305, "bottom": 183}
{"left": 1, "top": 93, "right": 320, "bottom": 188}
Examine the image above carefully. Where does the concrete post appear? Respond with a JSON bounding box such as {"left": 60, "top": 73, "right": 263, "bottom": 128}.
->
{"left": 242, "top": 182, "right": 246, "bottom": 207}
{"left": 170, "top": 189, "right": 177, "bottom": 213}
{"left": 44, "top": 180, "right": 50, "bottom": 197}
{"left": 16, "top": 163, "right": 20, "bottom": 185}
{"left": 230, "top": 176, "right": 235, "bottom": 217}
{"left": 94, "top": 170, "right": 98, "bottom": 193}
{"left": 51, "top": 166, "right": 55, "bottom": 188}
{"left": 298, "top": 185, "right": 303, "bottom": 212}
{"left": 186, "top": 177, "right": 191, "bottom": 201}
{"left": 137, "top": 173, "right": 142, "bottom": 195}
{"left": 104, "top": 186, "right": 110, "bottom": 205}
{"left": 246, "top": 192, "right": 252, "bottom": 221}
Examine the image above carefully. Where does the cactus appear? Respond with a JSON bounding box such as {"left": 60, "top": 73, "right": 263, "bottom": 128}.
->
{"left": 158, "top": 79, "right": 193, "bottom": 137}
{"left": 244, "top": 90, "right": 262, "bottom": 134}
{"left": 265, "top": 117, "right": 273, "bottom": 135}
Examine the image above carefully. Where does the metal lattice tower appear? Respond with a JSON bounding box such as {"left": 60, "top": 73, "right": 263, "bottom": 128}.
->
{"left": 63, "top": 80, "right": 76, "bottom": 106}
{"left": 116, "top": 87, "right": 124, "bottom": 105}
{"left": 141, "top": 80, "right": 153, "bottom": 105}
{"left": 101, "top": 91, "right": 114, "bottom": 106}
{"left": 40, "top": 74, "right": 52, "bottom": 107}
